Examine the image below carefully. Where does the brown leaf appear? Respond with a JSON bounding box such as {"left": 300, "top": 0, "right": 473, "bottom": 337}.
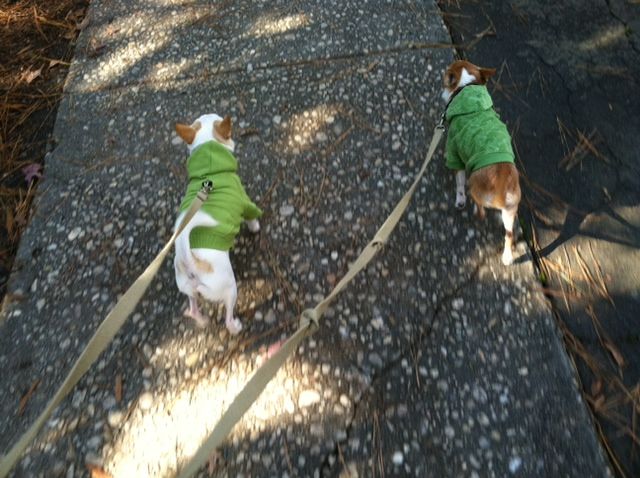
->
{"left": 603, "top": 339, "right": 626, "bottom": 368}
{"left": 87, "top": 464, "right": 113, "bottom": 478}
{"left": 18, "top": 379, "right": 41, "bottom": 416}
{"left": 115, "top": 374, "right": 122, "bottom": 403}
{"left": 21, "top": 66, "right": 43, "bottom": 84}
{"left": 590, "top": 378, "right": 603, "bottom": 396}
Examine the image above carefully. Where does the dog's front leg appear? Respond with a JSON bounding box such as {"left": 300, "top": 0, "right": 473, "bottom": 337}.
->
{"left": 455, "top": 170, "right": 466, "bottom": 209}
{"left": 500, "top": 207, "right": 517, "bottom": 265}
{"left": 246, "top": 218, "right": 260, "bottom": 233}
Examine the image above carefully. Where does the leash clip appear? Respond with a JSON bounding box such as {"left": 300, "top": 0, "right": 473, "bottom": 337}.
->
{"left": 300, "top": 309, "right": 320, "bottom": 333}
{"left": 201, "top": 180, "right": 214, "bottom": 193}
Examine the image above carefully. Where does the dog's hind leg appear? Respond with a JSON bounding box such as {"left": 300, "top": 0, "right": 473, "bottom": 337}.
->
{"left": 223, "top": 284, "right": 242, "bottom": 335}
{"left": 184, "top": 295, "right": 210, "bottom": 328}
{"left": 473, "top": 202, "right": 486, "bottom": 220}
{"left": 455, "top": 170, "right": 467, "bottom": 209}
{"left": 175, "top": 258, "right": 210, "bottom": 327}
{"left": 501, "top": 206, "right": 517, "bottom": 265}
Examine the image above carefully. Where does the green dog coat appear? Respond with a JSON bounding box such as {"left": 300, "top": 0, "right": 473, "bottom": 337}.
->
{"left": 179, "top": 141, "right": 262, "bottom": 251}
{"left": 444, "top": 85, "right": 515, "bottom": 173}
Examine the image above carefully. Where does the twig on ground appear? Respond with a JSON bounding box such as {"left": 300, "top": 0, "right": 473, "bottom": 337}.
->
{"left": 557, "top": 120, "right": 608, "bottom": 172}
{"left": 18, "top": 378, "right": 41, "bottom": 416}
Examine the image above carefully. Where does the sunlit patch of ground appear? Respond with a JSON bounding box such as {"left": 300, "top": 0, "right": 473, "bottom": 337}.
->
{"left": 278, "top": 104, "right": 341, "bottom": 154}
{"left": 104, "top": 337, "right": 312, "bottom": 477}
{"left": 247, "top": 13, "right": 310, "bottom": 38}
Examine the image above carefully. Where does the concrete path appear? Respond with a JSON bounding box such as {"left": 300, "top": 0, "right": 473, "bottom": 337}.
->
{"left": 1, "top": 1, "right": 611, "bottom": 477}
{"left": 439, "top": 0, "right": 640, "bottom": 475}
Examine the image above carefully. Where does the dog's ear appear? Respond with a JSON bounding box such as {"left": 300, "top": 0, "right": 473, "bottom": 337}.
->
{"left": 175, "top": 123, "right": 197, "bottom": 144}
{"left": 478, "top": 67, "right": 496, "bottom": 84}
{"left": 214, "top": 115, "right": 232, "bottom": 141}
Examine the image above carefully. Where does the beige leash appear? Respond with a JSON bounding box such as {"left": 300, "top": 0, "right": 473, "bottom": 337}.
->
{"left": 0, "top": 181, "right": 213, "bottom": 478}
{"left": 177, "top": 123, "right": 445, "bottom": 478}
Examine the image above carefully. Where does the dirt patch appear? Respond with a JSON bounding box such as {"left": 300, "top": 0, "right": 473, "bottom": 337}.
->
{"left": 0, "top": 0, "right": 88, "bottom": 300}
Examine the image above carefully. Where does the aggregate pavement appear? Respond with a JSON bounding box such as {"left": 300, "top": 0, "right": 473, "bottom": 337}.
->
{"left": 439, "top": 0, "right": 640, "bottom": 475}
{"left": 0, "top": 1, "right": 613, "bottom": 477}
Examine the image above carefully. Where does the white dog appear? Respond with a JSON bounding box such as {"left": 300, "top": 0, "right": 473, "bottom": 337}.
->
{"left": 173, "top": 114, "right": 262, "bottom": 334}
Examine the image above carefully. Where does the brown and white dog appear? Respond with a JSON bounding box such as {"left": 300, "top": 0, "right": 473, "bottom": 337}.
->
{"left": 441, "top": 60, "right": 521, "bottom": 265}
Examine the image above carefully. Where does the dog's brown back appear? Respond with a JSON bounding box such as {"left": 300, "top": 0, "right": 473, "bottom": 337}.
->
{"left": 468, "top": 163, "right": 520, "bottom": 211}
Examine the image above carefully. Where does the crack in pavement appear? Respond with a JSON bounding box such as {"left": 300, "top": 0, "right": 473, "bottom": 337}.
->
{"left": 317, "top": 260, "right": 485, "bottom": 476}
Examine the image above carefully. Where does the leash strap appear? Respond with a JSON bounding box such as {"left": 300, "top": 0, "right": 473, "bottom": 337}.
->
{"left": 0, "top": 183, "right": 212, "bottom": 478}
{"left": 178, "top": 124, "right": 445, "bottom": 478}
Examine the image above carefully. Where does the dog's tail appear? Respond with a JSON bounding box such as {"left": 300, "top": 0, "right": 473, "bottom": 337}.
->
{"left": 175, "top": 211, "right": 218, "bottom": 272}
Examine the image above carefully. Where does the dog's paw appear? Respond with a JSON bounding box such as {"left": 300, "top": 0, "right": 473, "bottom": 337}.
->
{"left": 185, "top": 308, "right": 210, "bottom": 328}
{"left": 246, "top": 219, "right": 260, "bottom": 233}
{"left": 455, "top": 192, "right": 466, "bottom": 210}
{"left": 501, "top": 249, "right": 514, "bottom": 266}
{"left": 226, "top": 317, "right": 243, "bottom": 335}
{"left": 473, "top": 203, "right": 486, "bottom": 220}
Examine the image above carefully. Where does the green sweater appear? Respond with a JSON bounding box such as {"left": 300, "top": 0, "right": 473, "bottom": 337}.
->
{"left": 179, "top": 141, "right": 262, "bottom": 251}
{"left": 445, "top": 85, "right": 514, "bottom": 173}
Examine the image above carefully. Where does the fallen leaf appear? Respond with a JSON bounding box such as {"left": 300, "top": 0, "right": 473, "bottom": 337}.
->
{"left": 22, "top": 163, "right": 43, "bottom": 183}
{"left": 590, "top": 378, "right": 603, "bottom": 396}
{"left": 86, "top": 464, "right": 113, "bottom": 478}
{"left": 18, "top": 379, "right": 41, "bottom": 416}
{"left": 115, "top": 374, "right": 122, "bottom": 403}
{"left": 20, "top": 66, "right": 43, "bottom": 84}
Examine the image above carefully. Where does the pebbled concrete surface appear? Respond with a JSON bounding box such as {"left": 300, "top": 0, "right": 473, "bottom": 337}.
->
{"left": 0, "top": 1, "right": 611, "bottom": 477}
{"left": 438, "top": 0, "right": 640, "bottom": 475}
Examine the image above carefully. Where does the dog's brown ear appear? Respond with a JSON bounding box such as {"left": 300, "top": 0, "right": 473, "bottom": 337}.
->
{"left": 478, "top": 67, "right": 496, "bottom": 84}
{"left": 175, "top": 123, "right": 197, "bottom": 144}
{"left": 214, "top": 115, "right": 232, "bottom": 141}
